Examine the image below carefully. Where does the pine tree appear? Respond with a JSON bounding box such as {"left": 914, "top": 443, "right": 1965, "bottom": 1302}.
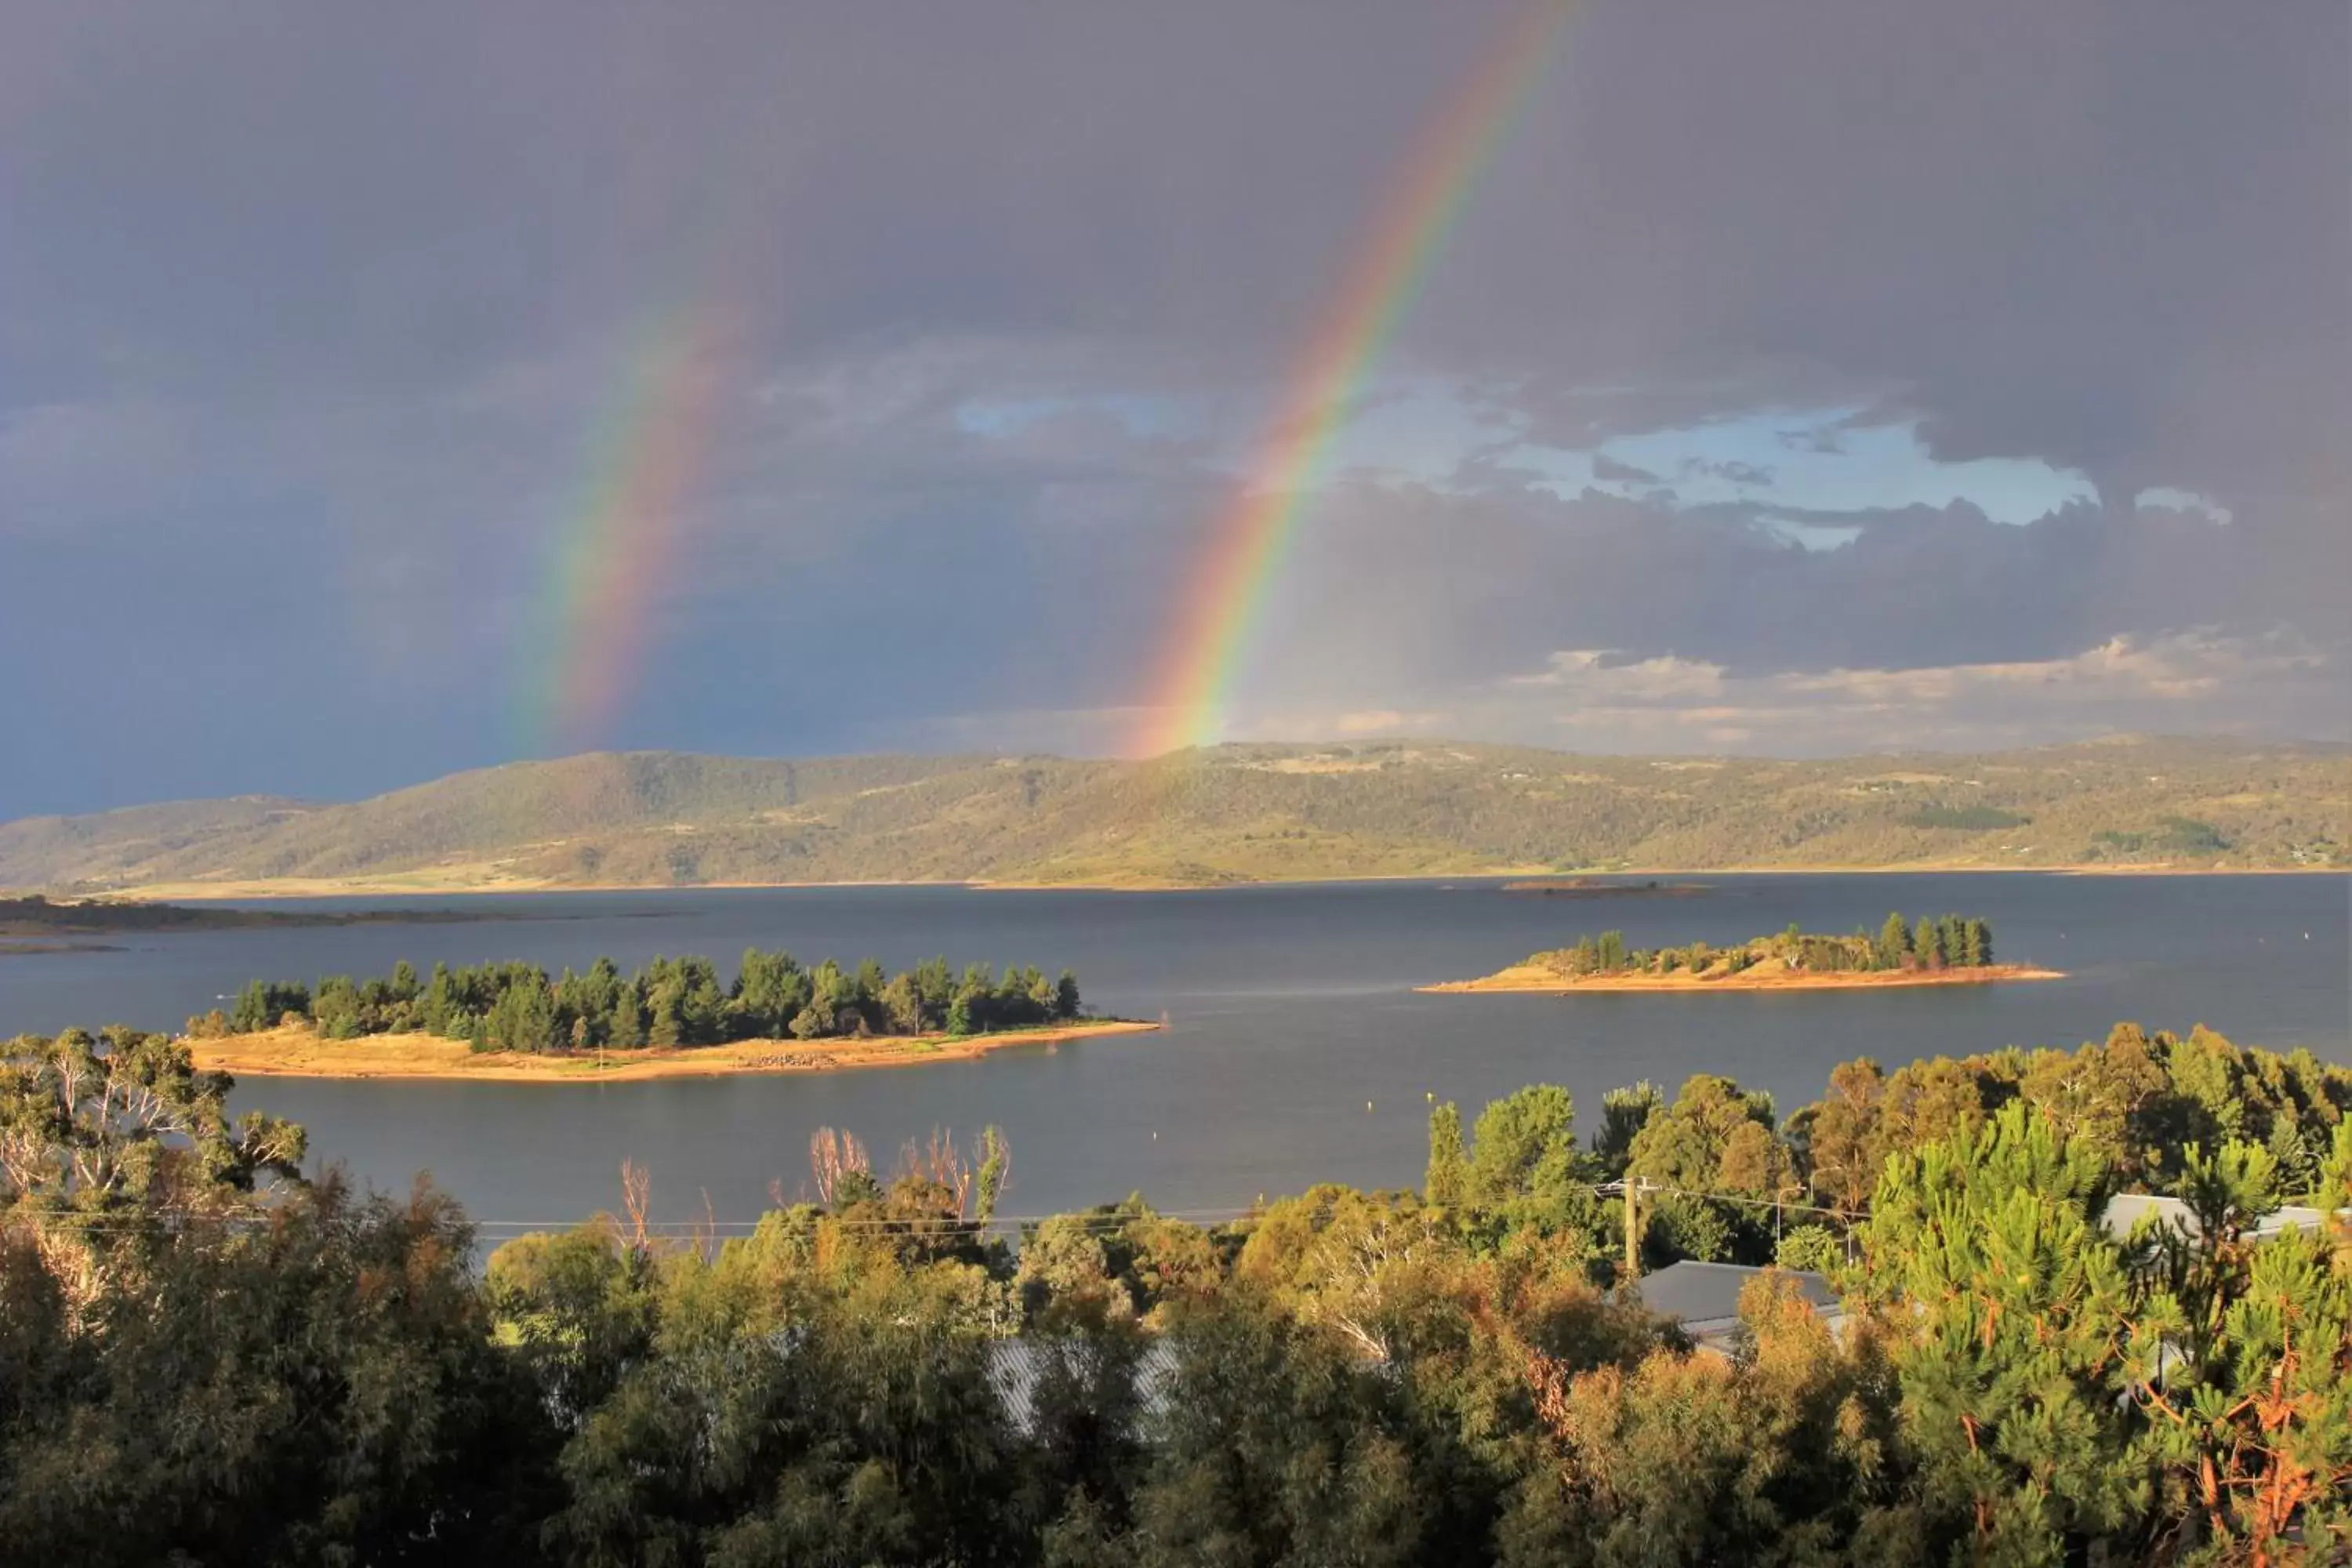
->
{"left": 975, "top": 1126, "right": 1011, "bottom": 1221}
{"left": 1859, "top": 1101, "right": 2146, "bottom": 1557}
{"left": 675, "top": 956, "right": 726, "bottom": 1044}
{"left": 608, "top": 987, "right": 644, "bottom": 1048}
{"left": 1425, "top": 1102, "right": 1467, "bottom": 1208}
{"left": 1878, "top": 912, "right": 1912, "bottom": 970}
{"left": 1468, "top": 1085, "right": 1582, "bottom": 1218}
{"left": 915, "top": 957, "right": 954, "bottom": 1022}
{"left": 645, "top": 975, "right": 688, "bottom": 1047}
{"left": 423, "top": 963, "right": 454, "bottom": 1035}
{"left": 313, "top": 976, "right": 362, "bottom": 1040}
{"left": 1025, "top": 967, "right": 1058, "bottom": 1019}
{"left": 1592, "top": 1081, "right": 1663, "bottom": 1178}
{"left": 878, "top": 972, "right": 925, "bottom": 1034}
{"left": 230, "top": 979, "right": 271, "bottom": 1033}
{"left": 2125, "top": 1128, "right": 2352, "bottom": 1555}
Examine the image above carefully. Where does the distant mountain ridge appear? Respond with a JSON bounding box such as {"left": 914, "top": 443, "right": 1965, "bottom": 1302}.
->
{"left": 2, "top": 738, "right": 2343, "bottom": 894}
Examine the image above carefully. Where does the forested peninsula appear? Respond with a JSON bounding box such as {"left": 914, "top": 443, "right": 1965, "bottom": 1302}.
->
{"left": 182, "top": 950, "right": 1148, "bottom": 1080}
{"left": 1427, "top": 913, "right": 2061, "bottom": 993}
{"left": 2, "top": 1019, "right": 2347, "bottom": 1562}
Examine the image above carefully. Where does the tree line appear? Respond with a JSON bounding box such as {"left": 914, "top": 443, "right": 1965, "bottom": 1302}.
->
{"left": 198, "top": 950, "right": 1084, "bottom": 1053}
{"left": 1433, "top": 1020, "right": 2348, "bottom": 1272}
{"left": 0, "top": 1018, "right": 2346, "bottom": 1563}
{"left": 1537, "top": 912, "right": 1995, "bottom": 978}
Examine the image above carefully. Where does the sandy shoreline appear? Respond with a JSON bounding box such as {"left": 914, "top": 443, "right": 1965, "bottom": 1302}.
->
{"left": 1419, "top": 963, "right": 2065, "bottom": 995}
{"left": 189, "top": 1019, "right": 1160, "bottom": 1083}
{"left": 100, "top": 862, "right": 2342, "bottom": 901}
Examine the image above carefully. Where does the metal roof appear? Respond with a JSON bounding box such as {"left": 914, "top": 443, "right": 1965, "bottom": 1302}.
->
{"left": 1632, "top": 1261, "right": 1838, "bottom": 1339}
{"left": 2102, "top": 1193, "right": 2345, "bottom": 1243}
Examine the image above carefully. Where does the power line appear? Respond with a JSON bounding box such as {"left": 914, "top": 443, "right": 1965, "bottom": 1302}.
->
{"left": 6, "top": 1181, "right": 1860, "bottom": 1236}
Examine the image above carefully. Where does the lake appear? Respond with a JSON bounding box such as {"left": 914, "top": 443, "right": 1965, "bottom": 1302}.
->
{"left": 4, "top": 873, "right": 2344, "bottom": 1242}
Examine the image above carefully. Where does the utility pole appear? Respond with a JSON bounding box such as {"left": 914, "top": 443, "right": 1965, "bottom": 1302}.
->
{"left": 1624, "top": 1177, "right": 1646, "bottom": 1283}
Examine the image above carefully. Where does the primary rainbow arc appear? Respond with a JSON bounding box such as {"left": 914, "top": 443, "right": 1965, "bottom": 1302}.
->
{"left": 1129, "top": 2, "right": 1573, "bottom": 759}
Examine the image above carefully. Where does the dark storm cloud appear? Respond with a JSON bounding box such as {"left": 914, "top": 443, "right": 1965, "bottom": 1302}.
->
{"left": 1227, "top": 483, "right": 2347, "bottom": 750}
{"left": 0, "top": 0, "right": 2342, "bottom": 813}
{"left": 1252, "top": 485, "right": 2241, "bottom": 699}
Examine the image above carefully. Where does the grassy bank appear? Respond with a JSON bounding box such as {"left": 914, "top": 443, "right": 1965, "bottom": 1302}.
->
{"left": 189, "top": 1018, "right": 1159, "bottom": 1082}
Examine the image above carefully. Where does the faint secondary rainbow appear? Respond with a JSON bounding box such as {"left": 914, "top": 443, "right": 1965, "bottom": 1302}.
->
{"left": 1129, "top": 2, "right": 1572, "bottom": 758}
{"left": 517, "top": 302, "right": 735, "bottom": 757}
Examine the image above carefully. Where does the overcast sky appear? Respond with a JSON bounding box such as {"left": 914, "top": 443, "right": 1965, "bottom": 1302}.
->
{"left": 2, "top": 1, "right": 2345, "bottom": 816}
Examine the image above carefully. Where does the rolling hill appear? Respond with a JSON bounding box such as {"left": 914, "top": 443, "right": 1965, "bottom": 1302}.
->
{"left": 2, "top": 738, "right": 2342, "bottom": 895}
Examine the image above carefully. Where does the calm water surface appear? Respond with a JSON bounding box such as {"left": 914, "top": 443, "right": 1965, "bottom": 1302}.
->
{"left": 5, "top": 875, "right": 2344, "bottom": 1234}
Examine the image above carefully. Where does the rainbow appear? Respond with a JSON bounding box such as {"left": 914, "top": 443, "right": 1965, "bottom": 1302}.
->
{"left": 516, "top": 302, "right": 735, "bottom": 757}
{"left": 1128, "top": 2, "right": 1571, "bottom": 758}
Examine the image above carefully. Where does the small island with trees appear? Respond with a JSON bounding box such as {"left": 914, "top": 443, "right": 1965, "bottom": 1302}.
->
{"left": 183, "top": 949, "right": 1152, "bottom": 1081}
{"left": 1424, "top": 913, "right": 2061, "bottom": 993}
{"left": 1495, "top": 877, "right": 1711, "bottom": 898}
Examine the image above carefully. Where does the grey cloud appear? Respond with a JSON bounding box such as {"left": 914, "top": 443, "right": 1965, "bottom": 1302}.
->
{"left": 1008, "top": 630, "right": 2341, "bottom": 761}
{"left": 1679, "top": 458, "right": 1777, "bottom": 487}
{"left": 1777, "top": 425, "right": 1846, "bottom": 456}
{"left": 1450, "top": 630, "right": 2341, "bottom": 757}
{"left": 1221, "top": 479, "right": 2347, "bottom": 734}
{"left": 1493, "top": 361, "right": 1897, "bottom": 452}
{"left": 0, "top": 1, "right": 2342, "bottom": 811}
{"left": 9, "top": 2, "right": 2339, "bottom": 499}
{"left": 1591, "top": 454, "right": 1659, "bottom": 485}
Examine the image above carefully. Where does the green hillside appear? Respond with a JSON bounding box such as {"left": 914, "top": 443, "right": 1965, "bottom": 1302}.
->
{"left": 2, "top": 737, "right": 2343, "bottom": 894}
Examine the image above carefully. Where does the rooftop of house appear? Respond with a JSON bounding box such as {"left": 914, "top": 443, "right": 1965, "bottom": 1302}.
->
{"left": 2102, "top": 1192, "right": 2346, "bottom": 1243}
{"left": 1632, "top": 1260, "right": 1839, "bottom": 1345}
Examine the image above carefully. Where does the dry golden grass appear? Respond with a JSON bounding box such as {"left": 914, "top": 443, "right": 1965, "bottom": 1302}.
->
{"left": 190, "top": 1019, "right": 1159, "bottom": 1082}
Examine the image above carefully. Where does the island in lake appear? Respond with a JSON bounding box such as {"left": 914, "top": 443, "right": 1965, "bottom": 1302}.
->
{"left": 0, "top": 892, "right": 539, "bottom": 941}
{"left": 1496, "top": 877, "right": 1710, "bottom": 898}
{"left": 1424, "top": 913, "right": 2062, "bottom": 993}
{"left": 183, "top": 948, "right": 1155, "bottom": 1081}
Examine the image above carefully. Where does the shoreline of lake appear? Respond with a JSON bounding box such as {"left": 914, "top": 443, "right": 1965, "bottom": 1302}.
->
{"left": 20, "top": 873, "right": 2331, "bottom": 1225}
{"left": 85, "top": 863, "right": 2346, "bottom": 902}
{"left": 189, "top": 1018, "right": 1161, "bottom": 1083}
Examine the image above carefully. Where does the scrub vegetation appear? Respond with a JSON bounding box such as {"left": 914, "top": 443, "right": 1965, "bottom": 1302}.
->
{"left": 2, "top": 1019, "right": 2347, "bottom": 1563}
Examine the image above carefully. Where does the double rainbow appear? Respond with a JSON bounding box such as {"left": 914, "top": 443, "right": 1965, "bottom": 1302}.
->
{"left": 1128, "top": 2, "right": 1572, "bottom": 758}
{"left": 512, "top": 7, "right": 1567, "bottom": 763}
